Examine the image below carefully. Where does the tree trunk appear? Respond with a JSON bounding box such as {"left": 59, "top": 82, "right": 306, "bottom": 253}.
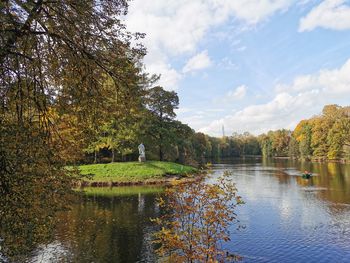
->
{"left": 94, "top": 150, "right": 97, "bottom": 164}
{"left": 159, "top": 146, "right": 163, "bottom": 161}
{"left": 159, "top": 133, "right": 163, "bottom": 161}
{"left": 111, "top": 149, "right": 115, "bottom": 163}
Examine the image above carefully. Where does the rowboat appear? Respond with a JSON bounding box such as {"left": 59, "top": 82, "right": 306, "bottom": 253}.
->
{"left": 302, "top": 171, "right": 312, "bottom": 179}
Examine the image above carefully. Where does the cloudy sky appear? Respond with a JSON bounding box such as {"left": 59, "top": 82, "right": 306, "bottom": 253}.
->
{"left": 126, "top": 0, "right": 350, "bottom": 136}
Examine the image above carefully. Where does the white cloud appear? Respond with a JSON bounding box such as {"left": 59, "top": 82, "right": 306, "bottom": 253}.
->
{"left": 126, "top": 0, "right": 295, "bottom": 90}
{"left": 175, "top": 107, "right": 192, "bottom": 114}
{"left": 180, "top": 114, "right": 207, "bottom": 129}
{"left": 227, "top": 85, "right": 247, "bottom": 100}
{"left": 200, "top": 59, "right": 350, "bottom": 136}
{"left": 236, "top": 46, "right": 247, "bottom": 52}
{"left": 217, "top": 57, "right": 238, "bottom": 70}
{"left": 213, "top": 85, "right": 247, "bottom": 105}
{"left": 182, "top": 50, "right": 212, "bottom": 73}
{"left": 146, "top": 59, "right": 182, "bottom": 90}
{"left": 220, "top": 0, "right": 294, "bottom": 24}
{"left": 299, "top": 0, "right": 350, "bottom": 31}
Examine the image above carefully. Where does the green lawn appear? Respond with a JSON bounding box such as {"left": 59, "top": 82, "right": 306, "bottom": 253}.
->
{"left": 77, "top": 161, "right": 197, "bottom": 182}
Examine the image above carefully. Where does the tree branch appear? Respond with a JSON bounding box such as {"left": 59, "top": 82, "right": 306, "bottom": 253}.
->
{"left": 0, "top": 0, "right": 44, "bottom": 63}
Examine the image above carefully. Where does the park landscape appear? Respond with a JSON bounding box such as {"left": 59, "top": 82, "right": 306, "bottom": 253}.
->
{"left": 1, "top": 1, "right": 350, "bottom": 262}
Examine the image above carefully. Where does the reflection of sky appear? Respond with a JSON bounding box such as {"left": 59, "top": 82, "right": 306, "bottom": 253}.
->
{"left": 28, "top": 241, "right": 70, "bottom": 263}
{"left": 213, "top": 161, "right": 350, "bottom": 262}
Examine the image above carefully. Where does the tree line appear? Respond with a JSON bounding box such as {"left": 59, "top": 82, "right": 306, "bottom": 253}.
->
{"left": 85, "top": 103, "right": 350, "bottom": 165}
{"left": 81, "top": 85, "right": 262, "bottom": 166}
{"left": 259, "top": 105, "right": 350, "bottom": 161}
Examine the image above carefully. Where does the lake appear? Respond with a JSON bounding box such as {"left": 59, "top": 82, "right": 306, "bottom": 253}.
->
{"left": 26, "top": 158, "right": 350, "bottom": 262}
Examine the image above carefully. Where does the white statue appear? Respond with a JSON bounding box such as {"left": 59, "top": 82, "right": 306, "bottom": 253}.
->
{"left": 138, "top": 143, "right": 146, "bottom": 162}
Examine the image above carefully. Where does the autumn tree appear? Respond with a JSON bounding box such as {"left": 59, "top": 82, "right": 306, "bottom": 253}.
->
{"left": 258, "top": 130, "right": 291, "bottom": 157}
{"left": 292, "top": 105, "right": 350, "bottom": 161}
{"left": 259, "top": 134, "right": 273, "bottom": 157}
{"left": 288, "top": 136, "right": 299, "bottom": 158}
{"left": 153, "top": 172, "right": 243, "bottom": 262}
{"left": 0, "top": 1, "right": 147, "bottom": 259}
{"left": 311, "top": 117, "right": 331, "bottom": 158}
{"left": 327, "top": 115, "right": 350, "bottom": 159}
{"left": 294, "top": 120, "right": 313, "bottom": 159}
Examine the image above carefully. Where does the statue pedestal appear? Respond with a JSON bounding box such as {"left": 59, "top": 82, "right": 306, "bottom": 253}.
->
{"left": 138, "top": 156, "right": 146, "bottom": 162}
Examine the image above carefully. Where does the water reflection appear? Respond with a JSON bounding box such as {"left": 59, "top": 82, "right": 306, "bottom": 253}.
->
{"left": 26, "top": 186, "right": 162, "bottom": 263}
{"left": 23, "top": 159, "right": 350, "bottom": 263}
{"left": 262, "top": 158, "right": 350, "bottom": 205}
{"left": 216, "top": 158, "right": 350, "bottom": 262}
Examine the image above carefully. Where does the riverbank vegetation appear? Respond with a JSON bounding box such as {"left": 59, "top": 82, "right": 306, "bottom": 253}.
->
{"left": 84, "top": 103, "right": 350, "bottom": 165}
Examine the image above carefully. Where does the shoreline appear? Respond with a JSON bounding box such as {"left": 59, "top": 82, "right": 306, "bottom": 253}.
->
{"left": 272, "top": 156, "right": 350, "bottom": 163}
{"left": 76, "top": 173, "right": 204, "bottom": 188}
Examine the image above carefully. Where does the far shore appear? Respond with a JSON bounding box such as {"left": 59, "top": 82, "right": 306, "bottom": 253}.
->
{"left": 272, "top": 156, "right": 350, "bottom": 163}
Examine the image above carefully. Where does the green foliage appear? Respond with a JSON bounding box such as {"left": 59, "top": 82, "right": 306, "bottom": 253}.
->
{"left": 298, "top": 123, "right": 312, "bottom": 159}
{"left": 258, "top": 129, "right": 291, "bottom": 157}
{"left": 288, "top": 136, "right": 299, "bottom": 158}
{"left": 233, "top": 132, "right": 261, "bottom": 156}
{"left": 143, "top": 86, "right": 179, "bottom": 161}
{"left": 259, "top": 134, "right": 274, "bottom": 157}
{"left": 145, "top": 86, "right": 179, "bottom": 120}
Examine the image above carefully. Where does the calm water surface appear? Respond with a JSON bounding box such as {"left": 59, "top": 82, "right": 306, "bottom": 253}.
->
{"left": 27, "top": 159, "right": 350, "bottom": 262}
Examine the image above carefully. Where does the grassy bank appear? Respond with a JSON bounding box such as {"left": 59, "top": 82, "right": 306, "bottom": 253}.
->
{"left": 82, "top": 185, "right": 164, "bottom": 197}
{"left": 77, "top": 161, "right": 198, "bottom": 185}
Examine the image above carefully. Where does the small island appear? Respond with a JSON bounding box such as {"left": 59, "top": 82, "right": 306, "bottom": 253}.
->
{"left": 76, "top": 161, "right": 199, "bottom": 186}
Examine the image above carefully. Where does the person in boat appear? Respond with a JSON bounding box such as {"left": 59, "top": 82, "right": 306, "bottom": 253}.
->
{"left": 302, "top": 170, "right": 312, "bottom": 178}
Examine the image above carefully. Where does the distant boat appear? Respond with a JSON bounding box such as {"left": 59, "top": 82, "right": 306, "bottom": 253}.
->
{"left": 302, "top": 171, "right": 312, "bottom": 179}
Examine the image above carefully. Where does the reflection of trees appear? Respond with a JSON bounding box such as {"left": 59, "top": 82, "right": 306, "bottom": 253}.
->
{"left": 262, "top": 158, "right": 350, "bottom": 206}
{"left": 293, "top": 162, "right": 350, "bottom": 206}
{"left": 274, "top": 171, "right": 292, "bottom": 185}
{"left": 54, "top": 192, "right": 160, "bottom": 262}
{"left": 0, "top": 169, "right": 76, "bottom": 262}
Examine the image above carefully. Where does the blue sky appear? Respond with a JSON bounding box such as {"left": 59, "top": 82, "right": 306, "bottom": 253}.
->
{"left": 126, "top": 0, "right": 350, "bottom": 136}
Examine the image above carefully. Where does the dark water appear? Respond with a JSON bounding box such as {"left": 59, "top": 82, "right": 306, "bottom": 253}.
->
{"left": 25, "top": 186, "right": 163, "bottom": 263}
{"left": 26, "top": 159, "right": 350, "bottom": 262}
